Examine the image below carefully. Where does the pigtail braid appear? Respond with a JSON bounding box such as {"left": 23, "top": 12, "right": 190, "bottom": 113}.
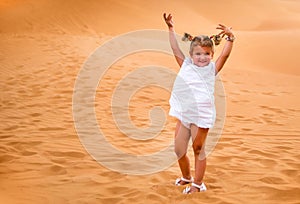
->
{"left": 210, "top": 34, "right": 223, "bottom": 46}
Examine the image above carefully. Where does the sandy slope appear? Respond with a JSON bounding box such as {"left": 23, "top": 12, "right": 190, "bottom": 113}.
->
{"left": 0, "top": 0, "right": 299, "bottom": 203}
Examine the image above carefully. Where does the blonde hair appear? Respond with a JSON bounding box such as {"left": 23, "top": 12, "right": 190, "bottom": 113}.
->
{"left": 189, "top": 35, "right": 215, "bottom": 54}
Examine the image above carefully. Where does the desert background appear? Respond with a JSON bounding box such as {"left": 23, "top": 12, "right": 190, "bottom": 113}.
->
{"left": 0, "top": 0, "right": 300, "bottom": 203}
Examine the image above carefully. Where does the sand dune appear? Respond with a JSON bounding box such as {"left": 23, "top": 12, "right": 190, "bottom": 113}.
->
{"left": 0, "top": 0, "right": 299, "bottom": 203}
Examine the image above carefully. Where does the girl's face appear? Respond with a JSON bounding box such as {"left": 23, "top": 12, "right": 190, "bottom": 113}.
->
{"left": 190, "top": 45, "right": 213, "bottom": 67}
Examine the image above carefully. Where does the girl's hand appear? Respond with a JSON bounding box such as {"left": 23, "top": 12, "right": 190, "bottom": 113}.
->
{"left": 163, "top": 13, "right": 174, "bottom": 28}
{"left": 216, "top": 24, "right": 234, "bottom": 37}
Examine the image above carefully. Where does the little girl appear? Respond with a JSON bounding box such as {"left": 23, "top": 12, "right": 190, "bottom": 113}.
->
{"left": 163, "top": 13, "right": 235, "bottom": 194}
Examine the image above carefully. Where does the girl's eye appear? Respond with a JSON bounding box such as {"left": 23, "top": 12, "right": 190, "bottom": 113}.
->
{"left": 205, "top": 52, "right": 210, "bottom": 55}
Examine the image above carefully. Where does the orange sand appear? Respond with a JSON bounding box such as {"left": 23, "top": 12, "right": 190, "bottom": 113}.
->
{"left": 0, "top": 0, "right": 299, "bottom": 203}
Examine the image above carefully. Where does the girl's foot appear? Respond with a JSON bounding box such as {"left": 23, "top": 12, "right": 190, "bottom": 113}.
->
{"left": 175, "top": 177, "right": 194, "bottom": 186}
{"left": 182, "top": 182, "right": 207, "bottom": 194}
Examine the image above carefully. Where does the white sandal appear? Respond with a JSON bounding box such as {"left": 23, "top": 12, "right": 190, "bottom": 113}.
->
{"left": 175, "top": 177, "right": 194, "bottom": 186}
{"left": 182, "top": 182, "right": 207, "bottom": 194}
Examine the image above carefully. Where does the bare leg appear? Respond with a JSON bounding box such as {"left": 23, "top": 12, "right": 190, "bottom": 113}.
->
{"left": 174, "top": 120, "right": 191, "bottom": 184}
{"left": 190, "top": 124, "right": 209, "bottom": 192}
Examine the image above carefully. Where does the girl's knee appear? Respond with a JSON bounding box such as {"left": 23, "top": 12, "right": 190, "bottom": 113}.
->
{"left": 192, "top": 143, "right": 203, "bottom": 155}
{"left": 193, "top": 143, "right": 206, "bottom": 160}
{"left": 175, "top": 145, "right": 187, "bottom": 159}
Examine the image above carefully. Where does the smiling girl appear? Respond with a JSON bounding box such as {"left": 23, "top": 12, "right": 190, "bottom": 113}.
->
{"left": 163, "top": 13, "right": 235, "bottom": 194}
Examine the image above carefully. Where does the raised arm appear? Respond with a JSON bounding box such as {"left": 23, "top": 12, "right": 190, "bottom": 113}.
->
{"left": 215, "top": 24, "right": 235, "bottom": 74}
{"left": 163, "top": 13, "right": 185, "bottom": 67}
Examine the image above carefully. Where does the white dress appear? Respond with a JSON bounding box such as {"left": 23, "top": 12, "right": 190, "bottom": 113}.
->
{"left": 169, "top": 58, "right": 216, "bottom": 128}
